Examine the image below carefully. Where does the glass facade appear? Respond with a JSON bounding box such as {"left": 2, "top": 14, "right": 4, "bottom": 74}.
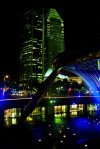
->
{"left": 54, "top": 105, "right": 66, "bottom": 113}
{"left": 45, "top": 8, "right": 65, "bottom": 72}
{"left": 20, "top": 8, "right": 44, "bottom": 87}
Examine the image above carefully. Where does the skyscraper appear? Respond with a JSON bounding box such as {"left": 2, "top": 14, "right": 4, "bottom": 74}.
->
{"left": 20, "top": 8, "right": 44, "bottom": 88}
{"left": 20, "top": 8, "right": 65, "bottom": 88}
{"left": 44, "top": 8, "right": 65, "bottom": 72}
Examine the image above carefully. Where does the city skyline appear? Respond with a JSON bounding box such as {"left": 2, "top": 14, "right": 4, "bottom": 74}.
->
{"left": 0, "top": 2, "right": 100, "bottom": 82}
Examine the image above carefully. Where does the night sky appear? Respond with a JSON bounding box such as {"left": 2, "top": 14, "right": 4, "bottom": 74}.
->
{"left": 0, "top": 1, "right": 100, "bottom": 82}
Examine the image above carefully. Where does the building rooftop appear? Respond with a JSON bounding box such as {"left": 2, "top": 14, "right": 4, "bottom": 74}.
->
{"left": 46, "top": 8, "right": 63, "bottom": 21}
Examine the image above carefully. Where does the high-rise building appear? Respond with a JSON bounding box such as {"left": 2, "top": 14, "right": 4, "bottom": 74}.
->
{"left": 44, "top": 8, "right": 65, "bottom": 72}
{"left": 20, "top": 8, "right": 44, "bottom": 88}
{"left": 20, "top": 8, "right": 65, "bottom": 88}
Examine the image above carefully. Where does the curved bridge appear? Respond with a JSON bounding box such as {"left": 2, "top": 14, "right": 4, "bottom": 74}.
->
{"left": 18, "top": 49, "right": 100, "bottom": 125}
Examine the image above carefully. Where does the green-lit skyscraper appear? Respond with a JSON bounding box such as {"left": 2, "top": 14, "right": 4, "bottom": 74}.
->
{"left": 20, "top": 8, "right": 65, "bottom": 88}
{"left": 44, "top": 8, "right": 65, "bottom": 72}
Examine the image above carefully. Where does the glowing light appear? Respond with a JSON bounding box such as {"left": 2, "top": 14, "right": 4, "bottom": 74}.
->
{"left": 63, "top": 135, "right": 66, "bottom": 138}
{"left": 26, "top": 116, "right": 33, "bottom": 121}
{"left": 84, "top": 144, "right": 88, "bottom": 147}
{"left": 50, "top": 100, "right": 53, "bottom": 104}
{"left": 72, "top": 102, "right": 76, "bottom": 105}
{"left": 59, "top": 130, "right": 62, "bottom": 133}
{"left": 49, "top": 133, "right": 52, "bottom": 136}
{"left": 57, "top": 74, "right": 68, "bottom": 79}
{"left": 45, "top": 68, "right": 53, "bottom": 77}
{"left": 12, "top": 118, "right": 17, "bottom": 125}
{"left": 45, "top": 68, "right": 68, "bottom": 79}
{"left": 60, "top": 140, "right": 63, "bottom": 143}
{"left": 4, "top": 75, "right": 9, "bottom": 79}
{"left": 67, "top": 127, "right": 70, "bottom": 130}
{"left": 65, "top": 59, "right": 100, "bottom": 98}
{"left": 73, "top": 133, "right": 76, "bottom": 136}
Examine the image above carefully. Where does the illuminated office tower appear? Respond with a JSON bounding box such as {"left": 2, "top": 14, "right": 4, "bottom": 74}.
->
{"left": 20, "top": 8, "right": 65, "bottom": 88}
{"left": 20, "top": 8, "right": 44, "bottom": 87}
{"left": 44, "top": 8, "right": 65, "bottom": 71}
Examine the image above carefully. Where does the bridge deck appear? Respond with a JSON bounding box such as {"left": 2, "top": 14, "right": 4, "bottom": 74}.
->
{"left": 0, "top": 96, "right": 100, "bottom": 109}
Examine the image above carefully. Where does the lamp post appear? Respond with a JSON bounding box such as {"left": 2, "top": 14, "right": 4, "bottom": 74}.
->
{"left": 4, "top": 75, "right": 9, "bottom": 83}
{"left": 3, "top": 75, "right": 9, "bottom": 96}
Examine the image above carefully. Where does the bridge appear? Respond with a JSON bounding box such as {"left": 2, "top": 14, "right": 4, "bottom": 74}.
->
{"left": 0, "top": 98, "right": 32, "bottom": 109}
{"left": 0, "top": 96, "right": 100, "bottom": 109}
{"left": 17, "top": 49, "right": 100, "bottom": 125}
{"left": 0, "top": 50, "right": 99, "bottom": 126}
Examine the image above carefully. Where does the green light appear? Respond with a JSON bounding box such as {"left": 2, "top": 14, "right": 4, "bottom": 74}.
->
{"left": 47, "top": 8, "right": 63, "bottom": 21}
{"left": 54, "top": 114, "right": 63, "bottom": 124}
{"left": 50, "top": 100, "right": 53, "bottom": 104}
{"left": 45, "top": 68, "right": 53, "bottom": 77}
{"left": 45, "top": 68, "right": 68, "bottom": 79}
{"left": 57, "top": 74, "right": 68, "bottom": 79}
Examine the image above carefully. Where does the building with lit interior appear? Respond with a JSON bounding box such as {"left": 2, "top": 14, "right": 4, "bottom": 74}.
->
{"left": 20, "top": 8, "right": 65, "bottom": 89}
{"left": 20, "top": 8, "right": 44, "bottom": 88}
{"left": 44, "top": 8, "right": 65, "bottom": 72}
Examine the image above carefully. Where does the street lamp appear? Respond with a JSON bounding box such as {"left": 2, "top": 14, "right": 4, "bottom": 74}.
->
{"left": 4, "top": 75, "right": 9, "bottom": 83}
{"left": 3, "top": 75, "right": 9, "bottom": 96}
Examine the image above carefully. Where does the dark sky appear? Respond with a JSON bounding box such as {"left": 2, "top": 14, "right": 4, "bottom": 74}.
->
{"left": 0, "top": 1, "right": 100, "bottom": 82}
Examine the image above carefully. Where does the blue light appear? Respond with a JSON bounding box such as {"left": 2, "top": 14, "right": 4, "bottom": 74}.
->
{"left": 73, "top": 102, "right": 76, "bottom": 105}
{"left": 0, "top": 88, "right": 3, "bottom": 99}
{"left": 65, "top": 59, "right": 100, "bottom": 100}
{"left": 24, "top": 105, "right": 27, "bottom": 108}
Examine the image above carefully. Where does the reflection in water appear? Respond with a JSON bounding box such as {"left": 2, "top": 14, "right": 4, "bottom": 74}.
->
{"left": 4, "top": 108, "right": 21, "bottom": 127}
{"left": 4, "top": 104, "right": 100, "bottom": 128}
{"left": 54, "top": 114, "right": 64, "bottom": 124}
{"left": 12, "top": 118, "right": 17, "bottom": 125}
{"left": 4, "top": 108, "right": 21, "bottom": 118}
{"left": 3, "top": 104, "right": 100, "bottom": 149}
{"left": 4, "top": 118, "right": 17, "bottom": 127}
{"left": 70, "top": 111, "right": 78, "bottom": 116}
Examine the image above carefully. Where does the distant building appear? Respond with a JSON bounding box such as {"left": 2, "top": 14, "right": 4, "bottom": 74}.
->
{"left": 20, "top": 8, "right": 65, "bottom": 89}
